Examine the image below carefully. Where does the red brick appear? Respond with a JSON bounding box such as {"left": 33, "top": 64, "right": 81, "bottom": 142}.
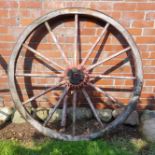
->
{"left": 144, "top": 67, "right": 155, "bottom": 73}
{"left": 144, "top": 74, "right": 155, "bottom": 79}
{"left": 8, "top": 10, "right": 18, "bottom": 17}
{"left": 128, "top": 28, "right": 142, "bottom": 35}
{"left": 0, "top": 1, "right": 18, "bottom": 8}
{"left": 150, "top": 52, "right": 155, "bottom": 59}
{"left": 96, "top": 79, "right": 113, "bottom": 86}
{"left": 136, "top": 37, "right": 155, "bottom": 44}
{"left": 0, "top": 10, "right": 8, "bottom": 17}
{"left": 132, "top": 21, "right": 154, "bottom": 28}
{"left": 20, "top": 10, "right": 31, "bottom": 17}
{"left": 94, "top": 11, "right": 121, "bottom": 20}
{"left": 114, "top": 79, "right": 125, "bottom": 85}
{"left": 0, "top": 49, "right": 11, "bottom": 56}
{"left": 143, "top": 29, "right": 155, "bottom": 36}
{"left": 136, "top": 3, "right": 155, "bottom": 10}
{"left": 0, "top": 77, "right": 8, "bottom": 83}
{"left": 142, "top": 87, "right": 153, "bottom": 93}
{"left": 69, "top": 2, "right": 90, "bottom": 8}
{"left": 119, "top": 19, "right": 131, "bottom": 27}
{"left": 84, "top": 21, "right": 98, "bottom": 28}
{"left": 138, "top": 45, "right": 148, "bottom": 52}
{"left": 125, "top": 80, "right": 134, "bottom": 86}
{"left": 140, "top": 93, "right": 154, "bottom": 98}
{"left": 43, "top": 2, "right": 64, "bottom": 9}
{"left": 141, "top": 51, "right": 150, "bottom": 59}
{"left": 114, "top": 3, "right": 136, "bottom": 11}
{"left": 151, "top": 60, "right": 155, "bottom": 65}
{"left": 143, "top": 60, "right": 152, "bottom": 66}
{"left": 20, "top": 18, "right": 34, "bottom": 26}
{"left": 146, "top": 12, "right": 155, "bottom": 20}
{"left": 90, "top": 2, "right": 113, "bottom": 10}
{"left": 145, "top": 80, "right": 155, "bottom": 86}
{"left": 147, "top": 45, "right": 155, "bottom": 51}
{"left": 0, "top": 43, "right": 14, "bottom": 49}
{"left": 126, "top": 0, "right": 147, "bottom": 2}
{"left": 80, "top": 28, "right": 96, "bottom": 36}
{"left": 121, "top": 12, "right": 144, "bottom": 20}
{"left": 0, "top": 18, "right": 16, "bottom": 26}
{"left": 0, "top": 27, "right": 8, "bottom": 33}
{"left": 19, "top": 2, "right": 41, "bottom": 8}
{"left": 0, "top": 35, "right": 15, "bottom": 42}
{"left": 111, "top": 12, "right": 121, "bottom": 19}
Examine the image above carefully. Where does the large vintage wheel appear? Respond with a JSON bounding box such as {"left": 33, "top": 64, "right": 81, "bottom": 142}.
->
{"left": 8, "top": 8, "right": 143, "bottom": 140}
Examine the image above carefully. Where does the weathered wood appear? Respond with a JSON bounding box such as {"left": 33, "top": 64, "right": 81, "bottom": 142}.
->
{"left": 23, "top": 81, "right": 65, "bottom": 105}
{"left": 23, "top": 44, "right": 64, "bottom": 70}
{"left": 88, "top": 83, "right": 117, "bottom": 103}
{"left": 31, "top": 84, "right": 65, "bottom": 87}
{"left": 61, "top": 95, "right": 68, "bottom": 127}
{"left": 89, "top": 74, "right": 135, "bottom": 80}
{"left": 87, "top": 47, "right": 131, "bottom": 71}
{"left": 44, "top": 22, "right": 70, "bottom": 66}
{"left": 74, "top": 14, "right": 79, "bottom": 66}
{"left": 72, "top": 90, "right": 77, "bottom": 136}
{"left": 82, "top": 88, "right": 104, "bottom": 127}
{"left": 43, "top": 87, "right": 69, "bottom": 126}
{"left": 16, "top": 73, "right": 63, "bottom": 78}
{"left": 81, "top": 23, "right": 110, "bottom": 67}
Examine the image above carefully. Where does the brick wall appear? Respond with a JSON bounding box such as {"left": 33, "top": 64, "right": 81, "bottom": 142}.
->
{"left": 0, "top": 0, "right": 155, "bottom": 110}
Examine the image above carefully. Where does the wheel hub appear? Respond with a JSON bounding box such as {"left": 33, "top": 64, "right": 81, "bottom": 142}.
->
{"left": 67, "top": 68, "right": 84, "bottom": 85}
{"left": 65, "top": 67, "right": 89, "bottom": 88}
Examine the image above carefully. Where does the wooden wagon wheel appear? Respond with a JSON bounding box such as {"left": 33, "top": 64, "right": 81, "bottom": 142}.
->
{"left": 8, "top": 8, "right": 143, "bottom": 140}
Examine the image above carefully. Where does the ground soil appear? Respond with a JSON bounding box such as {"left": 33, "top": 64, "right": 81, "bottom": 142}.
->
{"left": 0, "top": 122, "right": 141, "bottom": 142}
{"left": 0, "top": 123, "right": 46, "bottom": 142}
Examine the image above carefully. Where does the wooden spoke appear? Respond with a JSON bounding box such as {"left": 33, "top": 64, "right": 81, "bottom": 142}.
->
{"left": 74, "top": 14, "right": 79, "bottom": 65}
{"left": 16, "top": 73, "right": 63, "bottom": 78}
{"left": 81, "top": 23, "right": 110, "bottom": 67}
{"left": 87, "top": 47, "right": 131, "bottom": 71}
{"left": 61, "top": 95, "right": 68, "bottom": 128}
{"left": 72, "top": 90, "right": 77, "bottom": 136}
{"left": 82, "top": 88, "right": 104, "bottom": 127}
{"left": 43, "top": 86, "right": 69, "bottom": 126}
{"left": 88, "top": 83, "right": 117, "bottom": 103}
{"left": 89, "top": 74, "right": 135, "bottom": 80}
{"left": 23, "top": 44, "right": 64, "bottom": 70}
{"left": 31, "top": 84, "right": 65, "bottom": 88}
{"left": 23, "top": 81, "right": 65, "bottom": 105}
{"left": 89, "top": 83, "right": 125, "bottom": 107}
{"left": 44, "top": 21, "right": 70, "bottom": 65}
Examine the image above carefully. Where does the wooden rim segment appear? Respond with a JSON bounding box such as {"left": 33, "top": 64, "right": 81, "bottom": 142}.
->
{"left": 8, "top": 8, "right": 143, "bottom": 140}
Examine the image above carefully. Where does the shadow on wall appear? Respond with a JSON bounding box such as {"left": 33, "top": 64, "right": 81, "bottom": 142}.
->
{"left": 18, "top": 15, "right": 136, "bottom": 108}
{"left": 0, "top": 55, "right": 9, "bottom": 107}
{"left": 0, "top": 55, "right": 7, "bottom": 74}
{"left": 145, "top": 96, "right": 155, "bottom": 110}
{"left": 0, "top": 15, "right": 154, "bottom": 110}
{"left": 0, "top": 55, "right": 9, "bottom": 93}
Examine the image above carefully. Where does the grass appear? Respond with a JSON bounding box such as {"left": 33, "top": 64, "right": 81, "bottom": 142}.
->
{"left": 0, "top": 137, "right": 155, "bottom": 155}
